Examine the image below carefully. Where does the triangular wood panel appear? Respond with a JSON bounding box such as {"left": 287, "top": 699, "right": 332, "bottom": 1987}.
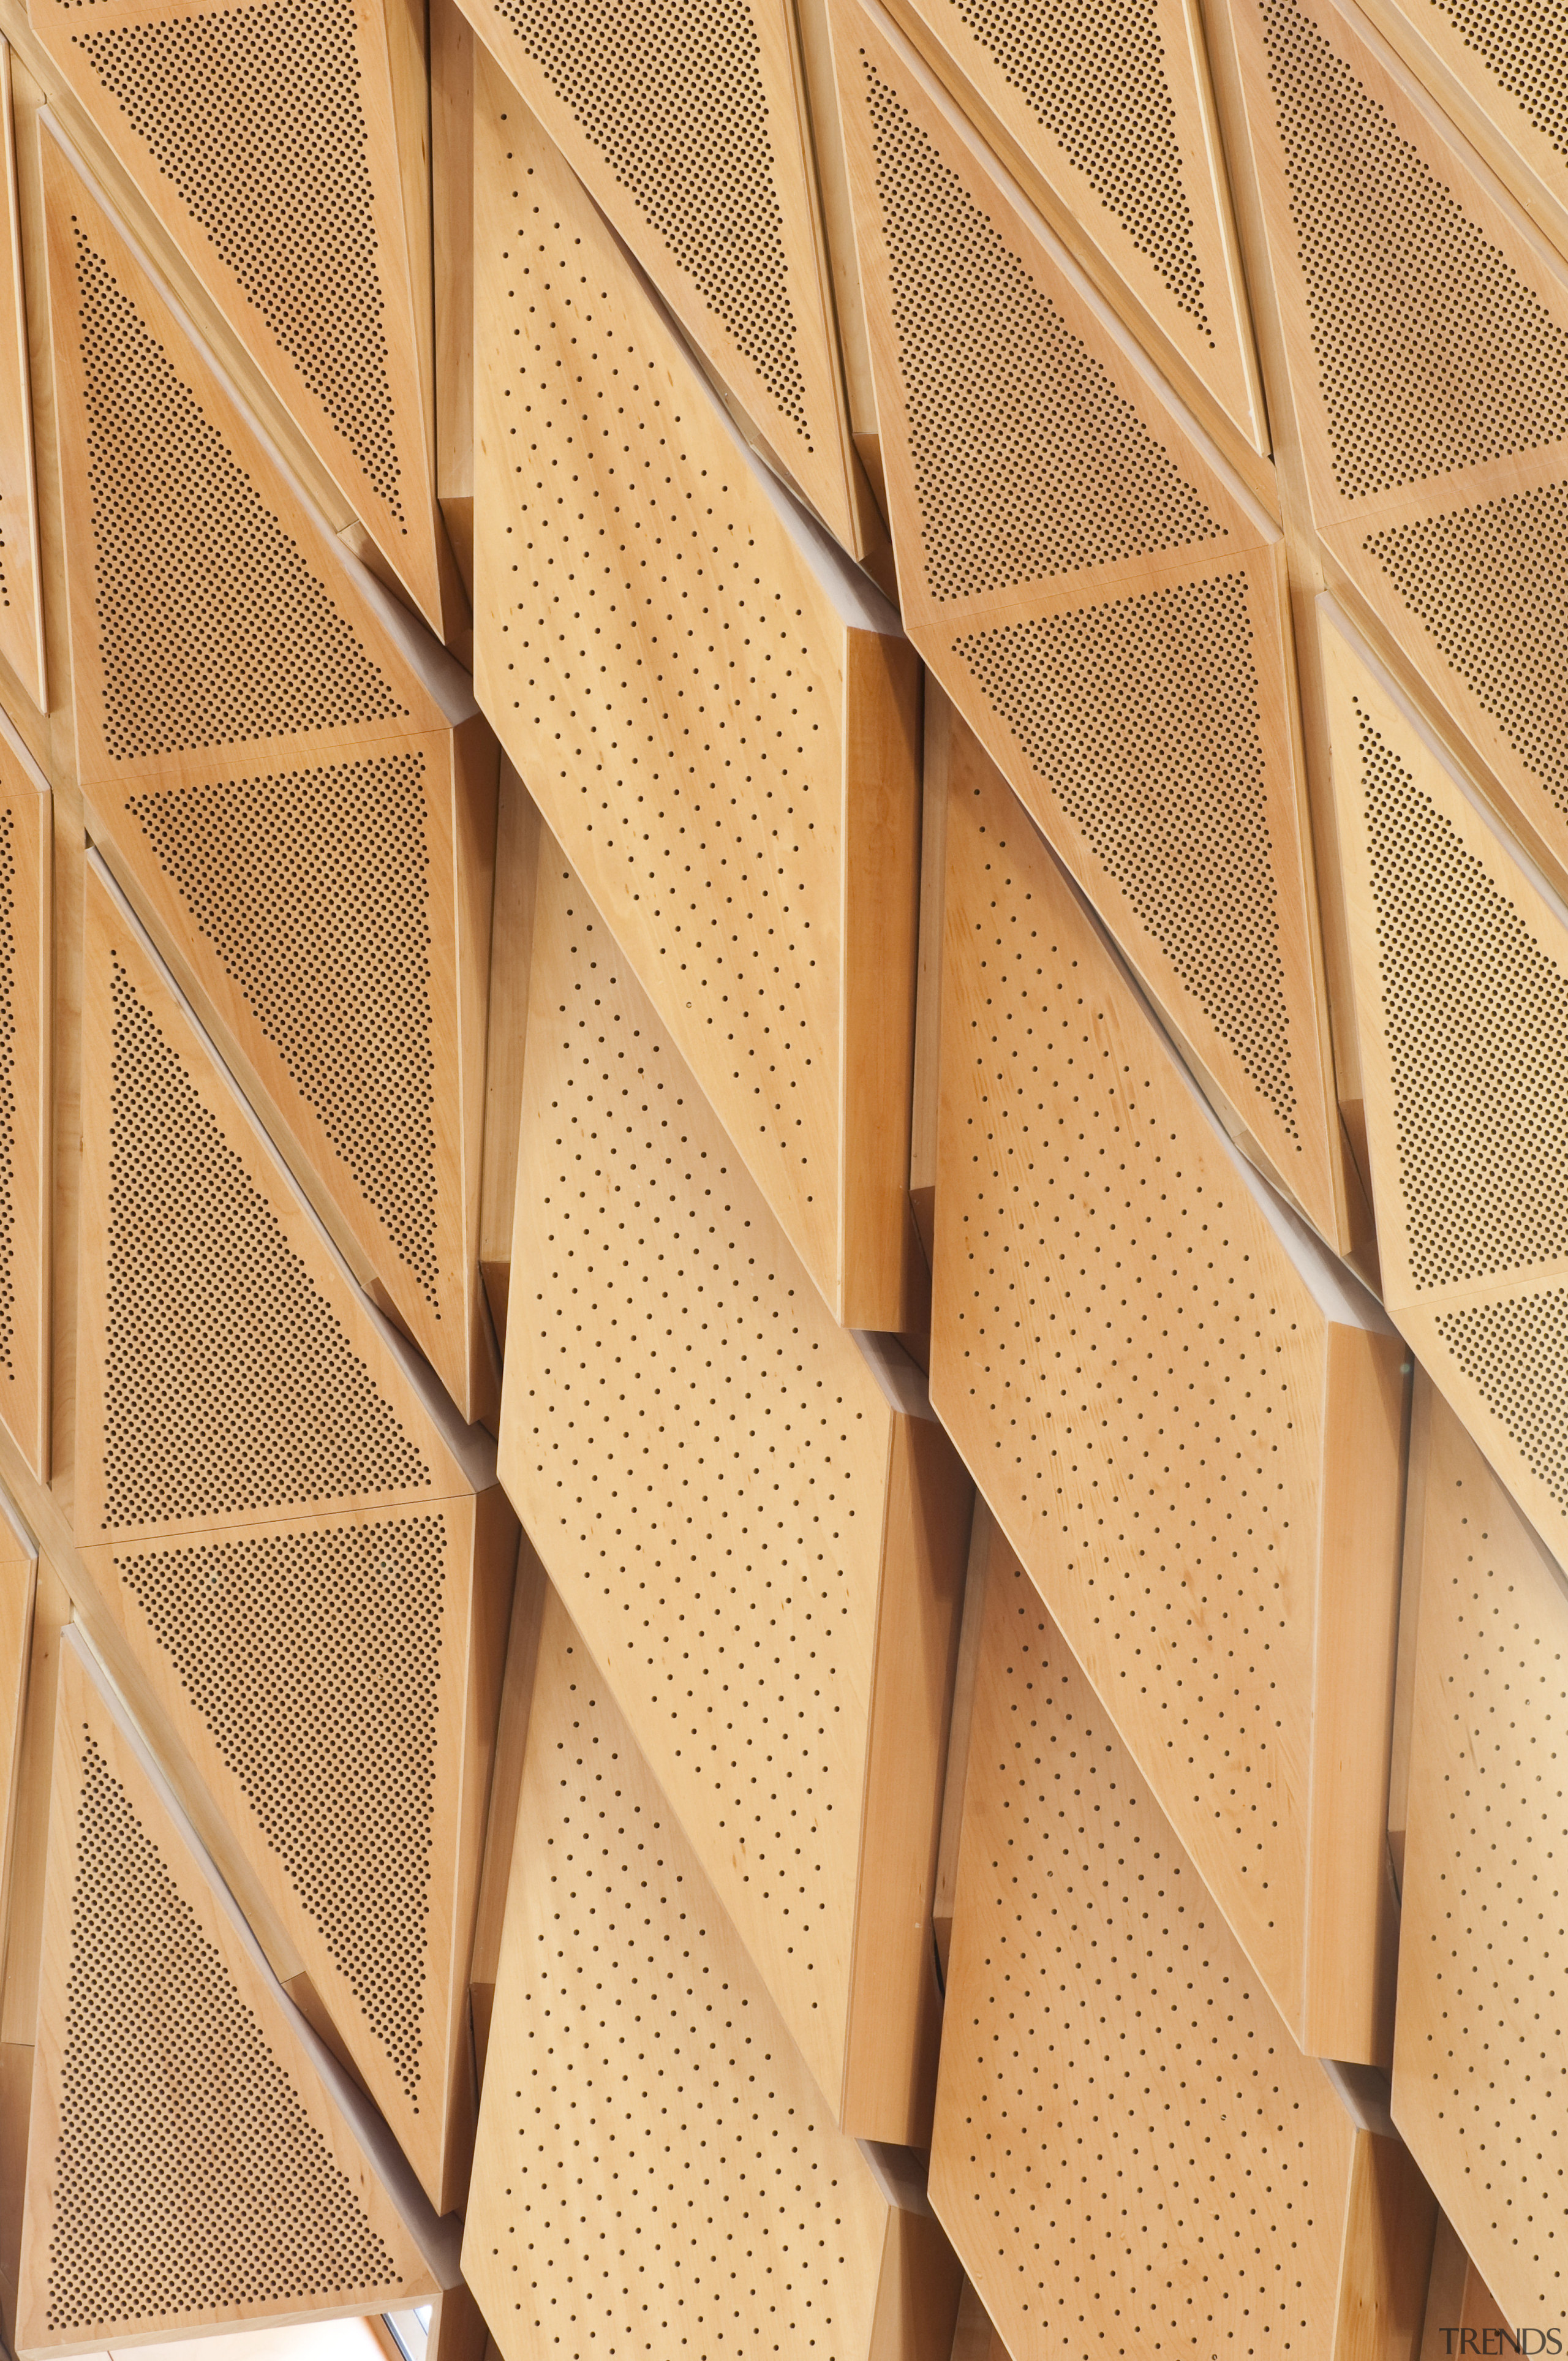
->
{"left": 17, "top": 1633, "right": 440, "bottom": 2355}
{"left": 0, "top": 46, "right": 44, "bottom": 714}
{"left": 30, "top": 0, "right": 445, "bottom": 624}
{"left": 832, "top": 0, "right": 1344, "bottom": 1244}
{"left": 0, "top": 724, "right": 48, "bottom": 1480}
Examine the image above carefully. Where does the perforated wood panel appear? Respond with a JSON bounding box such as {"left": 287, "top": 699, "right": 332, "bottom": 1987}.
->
{"left": 0, "top": 730, "right": 49, "bottom": 1481}
{"left": 0, "top": 46, "right": 44, "bottom": 712}
{"left": 456, "top": 0, "right": 862, "bottom": 552}
{"left": 17, "top": 1634, "right": 440, "bottom": 2354}
{"left": 473, "top": 64, "right": 923, "bottom": 1329}
{"left": 930, "top": 730, "right": 1406, "bottom": 2060}
{"left": 929, "top": 1554, "right": 1358, "bottom": 2361}
{"left": 500, "top": 843, "right": 969, "bottom": 2130}
{"left": 462, "top": 1583, "right": 951, "bottom": 2361}
{"left": 29, "top": 0, "right": 445, "bottom": 623}
{"left": 1216, "top": 0, "right": 1568, "bottom": 900}
{"left": 1393, "top": 1380, "right": 1568, "bottom": 2329}
{"left": 43, "top": 132, "right": 497, "bottom": 1418}
{"left": 1322, "top": 599, "right": 1568, "bottom": 1570}
{"left": 831, "top": 0, "right": 1343, "bottom": 1245}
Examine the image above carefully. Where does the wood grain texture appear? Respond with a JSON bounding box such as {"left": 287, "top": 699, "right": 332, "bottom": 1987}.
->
{"left": 477, "top": 760, "right": 538, "bottom": 1342}
{"left": 0, "top": 725, "right": 48, "bottom": 1479}
{"left": 931, "top": 735, "right": 1405, "bottom": 2058}
{"left": 0, "top": 45, "right": 43, "bottom": 712}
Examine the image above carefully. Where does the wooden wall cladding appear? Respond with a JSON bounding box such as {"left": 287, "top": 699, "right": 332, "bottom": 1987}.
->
{"left": 872, "top": 0, "right": 1268, "bottom": 472}
{"left": 500, "top": 839, "right": 972, "bottom": 2136}
{"left": 462, "top": 1579, "right": 963, "bottom": 2361}
{"left": 0, "top": 45, "right": 45, "bottom": 714}
{"left": 1322, "top": 599, "right": 1568, "bottom": 1571}
{"left": 0, "top": 723, "right": 48, "bottom": 1481}
{"left": 18, "top": 1631, "right": 447, "bottom": 2356}
{"left": 1393, "top": 1377, "right": 1568, "bottom": 2332}
{"left": 455, "top": 0, "right": 866, "bottom": 556}
{"left": 41, "top": 126, "right": 498, "bottom": 1422}
{"left": 472, "top": 58, "right": 924, "bottom": 1331}
{"left": 0, "top": 1499, "right": 36, "bottom": 1954}
{"left": 930, "top": 730, "right": 1407, "bottom": 2063}
{"left": 930, "top": 1551, "right": 1433, "bottom": 2361}
{"left": 73, "top": 857, "right": 516, "bottom": 2215}
{"left": 28, "top": 0, "right": 447, "bottom": 626}
{"left": 1213, "top": 0, "right": 1568, "bottom": 908}
{"left": 831, "top": 0, "right": 1345, "bottom": 1248}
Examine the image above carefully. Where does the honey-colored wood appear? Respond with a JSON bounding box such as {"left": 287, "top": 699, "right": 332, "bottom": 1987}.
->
{"left": 477, "top": 761, "right": 539, "bottom": 1344}
{"left": 28, "top": 0, "right": 447, "bottom": 625}
{"left": 832, "top": 0, "right": 1346, "bottom": 1247}
{"left": 467, "top": 1530, "right": 546, "bottom": 2082}
{"left": 949, "top": 2279, "right": 1009, "bottom": 2361}
{"left": 932, "top": 735, "right": 1406, "bottom": 2059}
{"left": 18, "top": 1632, "right": 448, "bottom": 2354}
{"left": 0, "top": 720, "right": 49, "bottom": 1480}
{"left": 930, "top": 1494, "right": 992, "bottom": 1981}
{"left": 1333, "top": 2133, "right": 1438, "bottom": 2361}
{"left": 473, "top": 64, "right": 922, "bottom": 1328}
{"left": 432, "top": 0, "right": 476, "bottom": 604}
{"left": 1417, "top": 2215, "right": 1515, "bottom": 2361}
{"left": 0, "top": 1560, "right": 67, "bottom": 2052}
{"left": 910, "top": 681, "right": 951, "bottom": 1267}
{"left": 0, "top": 44, "right": 43, "bottom": 713}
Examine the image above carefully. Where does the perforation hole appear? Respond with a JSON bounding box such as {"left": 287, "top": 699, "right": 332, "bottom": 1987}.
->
{"left": 1428, "top": 0, "right": 1568, "bottom": 156}
{"left": 1435, "top": 1288, "right": 1568, "bottom": 1511}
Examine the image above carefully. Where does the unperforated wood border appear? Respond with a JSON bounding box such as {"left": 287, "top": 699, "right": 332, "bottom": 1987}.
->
{"left": 0, "top": 45, "right": 45, "bottom": 713}
{"left": 0, "top": 732, "right": 48, "bottom": 1482}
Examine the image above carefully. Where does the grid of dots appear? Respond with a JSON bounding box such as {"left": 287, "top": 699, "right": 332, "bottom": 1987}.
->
{"left": 45, "top": 1730, "right": 399, "bottom": 2330}
{"left": 0, "top": 807, "right": 15, "bottom": 1381}
{"left": 125, "top": 754, "right": 441, "bottom": 1303}
{"left": 1360, "top": 704, "right": 1568, "bottom": 1287}
{"left": 1436, "top": 1288, "right": 1568, "bottom": 1513}
{"left": 1365, "top": 480, "right": 1568, "bottom": 818}
{"left": 488, "top": 0, "right": 810, "bottom": 440}
{"left": 861, "top": 56, "right": 1221, "bottom": 602}
{"left": 1431, "top": 0, "right": 1568, "bottom": 157}
{"left": 955, "top": 572, "right": 1298, "bottom": 1137}
{"left": 510, "top": 862, "right": 886, "bottom": 2090}
{"left": 75, "top": 1, "right": 405, "bottom": 516}
{"left": 116, "top": 1517, "right": 448, "bottom": 2100}
{"left": 101, "top": 955, "right": 430, "bottom": 1529}
{"left": 944, "top": 0, "right": 1210, "bottom": 328}
{"left": 932, "top": 1565, "right": 1349, "bottom": 2359}
{"left": 1260, "top": 0, "right": 1568, "bottom": 501}
{"left": 72, "top": 225, "right": 404, "bottom": 758}
{"left": 483, "top": 142, "right": 843, "bottom": 1283}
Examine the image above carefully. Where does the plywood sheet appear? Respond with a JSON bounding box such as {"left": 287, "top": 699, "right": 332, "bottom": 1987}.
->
{"left": 0, "top": 45, "right": 44, "bottom": 712}
{"left": 0, "top": 726, "right": 49, "bottom": 1479}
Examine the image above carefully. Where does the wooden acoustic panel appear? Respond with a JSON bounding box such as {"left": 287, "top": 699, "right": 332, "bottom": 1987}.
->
{"left": 1215, "top": 0, "right": 1568, "bottom": 906}
{"left": 930, "top": 1554, "right": 1414, "bottom": 2361}
{"left": 0, "top": 722, "right": 48, "bottom": 1480}
{"left": 0, "top": 1496, "right": 36, "bottom": 1959}
{"left": 0, "top": 44, "right": 44, "bottom": 713}
{"left": 456, "top": 0, "right": 864, "bottom": 554}
{"left": 876, "top": 0, "right": 1268, "bottom": 467}
{"left": 1322, "top": 599, "right": 1568, "bottom": 1568}
{"left": 42, "top": 126, "right": 498, "bottom": 1419}
{"left": 832, "top": 0, "right": 1344, "bottom": 1247}
{"left": 462, "top": 1581, "right": 962, "bottom": 2361}
{"left": 473, "top": 61, "right": 924, "bottom": 1329}
{"left": 18, "top": 1632, "right": 445, "bottom": 2355}
{"left": 501, "top": 841, "right": 972, "bottom": 2133}
{"left": 1393, "top": 1378, "right": 1568, "bottom": 2332}
{"left": 29, "top": 0, "right": 447, "bottom": 624}
{"left": 930, "top": 731, "right": 1407, "bottom": 2061}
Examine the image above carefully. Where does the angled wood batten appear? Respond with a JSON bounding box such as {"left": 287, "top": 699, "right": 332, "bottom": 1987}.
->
{"left": 500, "top": 842, "right": 973, "bottom": 2134}
{"left": 930, "top": 738, "right": 1406, "bottom": 2061}
{"left": 41, "top": 127, "right": 499, "bottom": 1422}
{"left": 17, "top": 1633, "right": 450, "bottom": 2356}
{"left": 28, "top": 0, "right": 448, "bottom": 625}
{"left": 832, "top": 0, "right": 1345, "bottom": 1247}
{"left": 0, "top": 720, "right": 48, "bottom": 1481}
{"left": 462, "top": 1582, "right": 963, "bottom": 2361}
{"left": 473, "top": 61, "right": 924, "bottom": 1330}
{"left": 0, "top": 44, "right": 45, "bottom": 714}
{"left": 72, "top": 858, "right": 517, "bottom": 2215}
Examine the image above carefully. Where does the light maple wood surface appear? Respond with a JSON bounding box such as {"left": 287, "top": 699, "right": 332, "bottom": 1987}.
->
{"left": 0, "top": 722, "right": 49, "bottom": 1480}
{"left": 0, "top": 45, "right": 43, "bottom": 712}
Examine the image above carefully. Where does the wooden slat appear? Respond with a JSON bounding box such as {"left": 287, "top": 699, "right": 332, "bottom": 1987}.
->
{"left": 0, "top": 43, "right": 43, "bottom": 712}
{"left": 0, "top": 720, "right": 48, "bottom": 1479}
{"left": 477, "top": 760, "right": 539, "bottom": 1343}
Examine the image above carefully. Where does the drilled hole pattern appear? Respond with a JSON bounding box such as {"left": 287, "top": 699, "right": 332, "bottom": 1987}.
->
{"left": 102, "top": 954, "right": 430, "bottom": 1530}
{"left": 72, "top": 224, "right": 405, "bottom": 758}
{"left": 483, "top": 142, "right": 842, "bottom": 1280}
{"left": 933, "top": 1564, "right": 1346, "bottom": 2358}
{"left": 75, "top": 2, "right": 404, "bottom": 517}
{"left": 0, "top": 807, "right": 16, "bottom": 1383}
{"left": 955, "top": 573, "right": 1298, "bottom": 1135}
{"left": 1260, "top": 0, "right": 1568, "bottom": 501}
{"left": 46, "top": 1729, "right": 399, "bottom": 2330}
{"left": 936, "top": 777, "right": 1324, "bottom": 1993}
{"left": 943, "top": 0, "right": 1209, "bottom": 328}
{"left": 1359, "top": 704, "right": 1568, "bottom": 1287}
{"left": 486, "top": 0, "right": 809, "bottom": 441}
{"left": 861, "top": 58, "right": 1221, "bottom": 601}
{"left": 1435, "top": 1288, "right": 1568, "bottom": 1514}
{"left": 1430, "top": 0, "right": 1568, "bottom": 156}
{"left": 126, "top": 755, "right": 440, "bottom": 1304}
{"left": 466, "top": 1605, "right": 888, "bottom": 2360}
{"left": 117, "top": 1517, "right": 447, "bottom": 2101}
{"left": 511, "top": 860, "right": 886, "bottom": 2088}
{"left": 1365, "top": 482, "right": 1568, "bottom": 818}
